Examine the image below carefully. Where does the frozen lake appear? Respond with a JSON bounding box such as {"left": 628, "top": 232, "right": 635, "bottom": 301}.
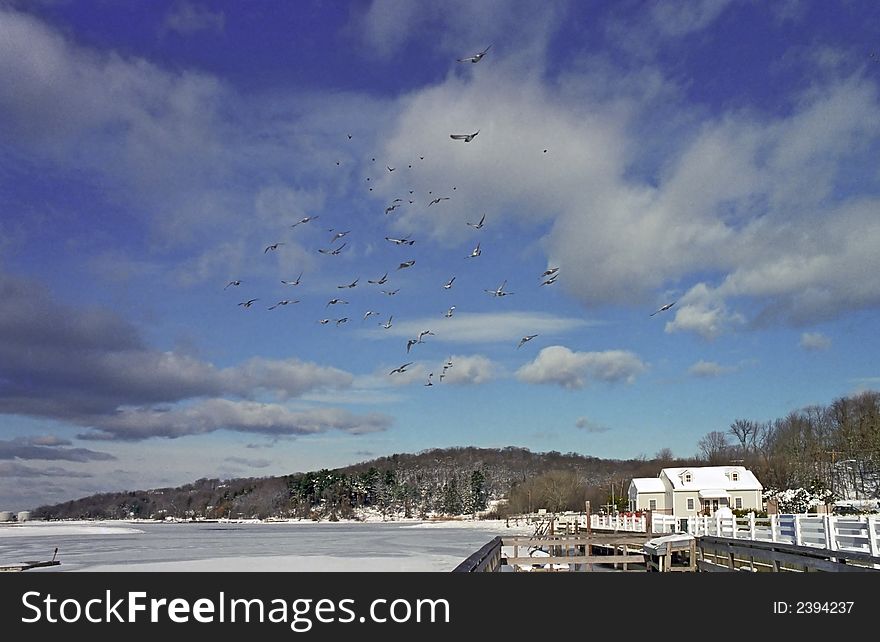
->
{"left": 0, "top": 519, "right": 531, "bottom": 572}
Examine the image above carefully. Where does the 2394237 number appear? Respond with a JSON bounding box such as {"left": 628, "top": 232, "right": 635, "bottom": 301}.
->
{"left": 796, "top": 601, "right": 854, "bottom": 614}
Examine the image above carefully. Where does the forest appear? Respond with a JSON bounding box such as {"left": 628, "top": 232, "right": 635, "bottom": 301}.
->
{"left": 31, "top": 390, "right": 879, "bottom": 520}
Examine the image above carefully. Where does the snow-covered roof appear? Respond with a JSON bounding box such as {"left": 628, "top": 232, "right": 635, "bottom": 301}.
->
{"left": 630, "top": 477, "right": 666, "bottom": 493}
{"left": 661, "top": 466, "right": 762, "bottom": 491}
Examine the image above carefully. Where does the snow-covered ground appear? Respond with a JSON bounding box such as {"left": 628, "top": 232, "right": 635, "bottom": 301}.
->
{"left": 0, "top": 518, "right": 534, "bottom": 572}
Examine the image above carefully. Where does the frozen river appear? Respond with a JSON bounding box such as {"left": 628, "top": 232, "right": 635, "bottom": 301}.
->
{"left": 0, "top": 519, "right": 531, "bottom": 572}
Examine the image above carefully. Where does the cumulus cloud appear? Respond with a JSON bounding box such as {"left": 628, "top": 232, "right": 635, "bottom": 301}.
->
{"left": 0, "top": 462, "right": 93, "bottom": 478}
{"left": 688, "top": 360, "right": 734, "bottom": 378}
{"left": 516, "top": 346, "right": 646, "bottom": 389}
{"left": 439, "top": 355, "right": 495, "bottom": 385}
{"left": 76, "top": 399, "right": 392, "bottom": 441}
{"left": 0, "top": 438, "right": 115, "bottom": 462}
{"left": 800, "top": 332, "right": 831, "bottom": 351}
{"left": 575, "top": 417, "right": 611, "bottom": 433}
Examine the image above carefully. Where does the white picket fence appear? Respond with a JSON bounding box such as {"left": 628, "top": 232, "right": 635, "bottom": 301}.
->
{"left": 589, "top": 512, "right": 880, "bottom": 557}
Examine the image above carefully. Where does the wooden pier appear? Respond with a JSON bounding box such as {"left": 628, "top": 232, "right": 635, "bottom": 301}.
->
{"left": 0, "top": 548, "right": 60, "bottom": 572}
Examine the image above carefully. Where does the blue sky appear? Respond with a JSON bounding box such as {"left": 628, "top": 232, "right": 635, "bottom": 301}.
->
{"left": 2, "top": 0, "right": 880, "bottom": 510}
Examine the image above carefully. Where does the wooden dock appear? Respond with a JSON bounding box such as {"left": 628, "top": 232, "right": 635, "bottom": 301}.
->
{"left": 0, "top": 548, "right": 60, "bottom": 572}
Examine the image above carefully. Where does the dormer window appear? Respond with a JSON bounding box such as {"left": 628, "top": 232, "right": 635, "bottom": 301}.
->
{"left": 731, "top": 472, "right": 739, "bottom": 482}
{"left": 683, "top": 472, "right": 692, "bottom": 483}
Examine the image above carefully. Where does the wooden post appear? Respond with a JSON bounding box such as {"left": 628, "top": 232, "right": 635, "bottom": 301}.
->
{"left": 585, "top": 500, "right": 592, "bottom": 536}
{"left": 770, "top": 514, "right": 778, "bottom": 542}
{"left": 794, "top": 514, "right": 803, "bottom": 546}
{"left": 749, "top": 512, "right": 756, "bottom": 540}
{"left": 823, "top": 514, "right": 835, "bottom": 551}
{"left": 645, "top": 509, "right": 653, "bottom": 534}
{"left": 866, "top": 516, "right": 879, "bottom": 557}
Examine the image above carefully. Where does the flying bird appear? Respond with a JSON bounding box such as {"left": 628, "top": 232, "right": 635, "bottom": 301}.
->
{"left": 445, "top": 306, "right": 456, "bottom": 318}
{"left": 467, "top": 213, "right": 486, "bottom": 229}
{"left": 406, "top": 338, "right": 418, "bottom": 353}
{"left": 541, "top": 274, "right": 559, "bottom": 286}
{"left": 417, "top": 329, "right": 435, "bottom": 343}
{"left": 368, "top": 272, "right": 388, "bottom": 285}
{"left": 384, "top": 204, "right": 400, "bottom": 215}
{"left": 386, "top": 165, "right": 395, "bottom": 172}
{"left": 329, "top": 230, "right": 350, "bottom": 243}
{"left": 424, "top": 373, "right": 434, "bottom": 387}
{"left": 397, "top": 260, "right": 415, "bottom": 270}
{"left": 385, "top": 237, "right": 415, "bottom": 246}
{"left": 281, "top": 272, "right": 303, "bottom": 286}
{"left": 335, "top": 317, "right": 349, "bottom": 326}
{"left": 485, "top": 280, "right": 513, "bottom": 297}
{"left": 389, "top": 362, "right": 413, "bottom": 375}
{"left": 443, "top": 276, "right": 456, "bottom": 289}
{"left": 268, "top": 299, "right": 299, "bottom": 310}
{"left": 429, "top": 196, "right": 450, "bottom": 206}
{"left": 326, "top": 298, "right": 348, "bottom": 307}
{"left": 381, "top": 289, "right": 400, "bottom": 296}
{"left": 457, "top": 45, "right": 491, "bottom": 64}
{"left": 450, "top": 130, "right": 479, "bottom": 142}
{"left": 381, "top": 316, "right": 393, "bottom": 329}
{"left": 337, "top": 279, "right": 359, "bottom": 289}
{"left": 291, "top": 216, "right": 318, "bottom": 228}
{"left": 224, "top": 280, "right": 241, "bottom": 290}
{"left": 650, "top": 301, "right": 676, "bottom": 316}
{"left": 318, "top": 243, "right": 347, "bottom": 255}
{"left": 238, "top": 299, "right": 259, "bottom": 308}
{"left": 264, "top": 243, "right": 284, "bottom": 253}
{"left": 517, "top": 334, "right": 539, "bottom": 349}
{"left": 542, "top": 267, "right": 560, "bottom": 277}
{"left": 363, "top": 310, "right": 380, "bottom": 321}
{"left": 467, "top": 242, "right": 482, "bottom": 258}
{"left": 318, "top": 318, "right": 331, "bottom": 325}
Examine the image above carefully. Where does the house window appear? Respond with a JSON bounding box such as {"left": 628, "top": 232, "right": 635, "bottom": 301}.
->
{"left": 731, "top": 472, "right": 739, "bottom": 482}
{"left": 649, "top": 499, "right": 657, "bottom": 510}
{"left": 684, "top": 473, "right": 692, "bottom": 483}
{"left": 735, "top": 497, "right": 743, "bottom": 509}
{"left": 687, "top": 498, "right": 695, "bottom": 511}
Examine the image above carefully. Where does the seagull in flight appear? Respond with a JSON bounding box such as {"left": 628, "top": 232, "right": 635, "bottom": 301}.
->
{"left": 541, "top": 267, "right": 560, "bottom": 277}
{"left": 406, "top": 338, "right": 418, "bottom": 353}
{"left": 238, "top": 298, "right": 259, "bottom": 308}
{"left": 417, "top": 329, "right": 435, "bottom": 343}
{"left": 337, "top": 278, "right": 359, "bottom": 289}
{"left": 443, "top": 276, "right": 456, "bottom": 289}
{"left": 450, "top": 130, "right": 479, "bottom": 142}
{"left": 650, "top": 301, "right": 676, "bottom": 316}
{"left": 457, "top": 45, "right": 491, "bottom": 64}
{"left": 326, "top": 298, "right": 349, "bottom": 307}
{"left": 541, "top": 273, "right": 559, "bottom": 286}
{"left": 335, "top": 317, "right": 349, "bottom": 326}
{"left": 368, "top": 272, "right": 388, "bottom": 285}
{"left": 268, "top": 299, "right": 299, "bottom": 310}
{"left": 386, "top": 165, "right": 395, "bottom": 172}
{"left": 385, "top": 236, "right": 415, "bottom": 246}
{"left": 445, "top": 306, "right": 456, "bottom": 318}
{"left": 389, "top": 362, "right": 413, "bottom": 375}
{"left": 281, "top": 272, "right": 303, "bottom": 286}
{"left": 467, "top": 242, "right": 482, "bottom": 258}
{"left": 466, "top": 213, "right": 486, "bottom": 229}
{"left": 329, "top": 230, "right": 350, "bottom": 243}
{"left": 429, "top": 196, "right": 450, "bottom": 206}
{"left": 381, "top": 288, "right": 400, "bottom": 296}
{"left": 424, "top": 373, "right": 434, "bottom": 387}
{"left": 517, "top": 334, "right": 538, "bottom": 349}
{"left": 485, "top": 280, "right": 513, "bottom": 297}
{"left": 385, "top": 204, "right": 400, "bottom": 215}
{"left": 318, "top": 318, "right": 331, "bottom": 325}
{"left": 264, "top": 243, "right": 284, "bottom": 253}
{"left": 397, "top": 260, "right": 415, "bottom": 270}
{"left": 291, "top": 215, "right": 318, "bottom": 228}
{"left": 381, "top": 316, "right": 393, "bottom": 329}
{"left": 224, "top": 280, "right": 242, "bottom": 290}
{"left": 363, "top": 310, "right": 380, "bottom": 321}
{"left": 318, "top": 243, "right": 347, "bottom": 255}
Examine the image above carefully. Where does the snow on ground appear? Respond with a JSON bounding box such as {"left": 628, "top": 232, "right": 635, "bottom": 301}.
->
{"left": 0, "top": 521, "right": 145, "bottom": 537}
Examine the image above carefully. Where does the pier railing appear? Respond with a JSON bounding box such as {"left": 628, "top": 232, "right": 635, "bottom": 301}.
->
{"left": 590, "top": 512, "right": 880, "bottom": 560}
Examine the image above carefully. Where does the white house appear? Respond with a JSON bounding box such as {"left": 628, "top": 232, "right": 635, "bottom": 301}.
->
{"left": 628, "top": 466, "right": 763, "bottom": 517}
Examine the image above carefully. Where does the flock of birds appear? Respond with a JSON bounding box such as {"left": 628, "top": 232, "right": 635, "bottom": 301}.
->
{"left": 223, "top": 45, "right": 676, "bottom": 384}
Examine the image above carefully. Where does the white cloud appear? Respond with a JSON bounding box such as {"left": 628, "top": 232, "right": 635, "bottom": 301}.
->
{"left": 77, "top": 399, "right": 392, "bottom": 441}
{"left": 799, "top": 332, "right": 831, "bottom": 351}
{"left": 688, "top": 360, "right": 734, "bottom": 378}
{"left": 439, "top": 355, "right": 495, "bottom": 385}
{"left": 362, "top": 311, "right": 591, "bottom": 344}
{"left": 162, "top": 2, "right": 225, "bottom": 36}
{"left": 516, "top": 345, "right": 646, "bottom": 389}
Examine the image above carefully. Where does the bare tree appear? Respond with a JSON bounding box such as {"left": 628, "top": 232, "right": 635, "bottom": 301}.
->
{"left": 697, "top": 431, "right": 731, "bottom": 464}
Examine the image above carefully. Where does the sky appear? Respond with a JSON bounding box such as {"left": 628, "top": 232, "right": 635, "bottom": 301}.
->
{"left": 1, "top": 0, "right": 879, "bottom": 511}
